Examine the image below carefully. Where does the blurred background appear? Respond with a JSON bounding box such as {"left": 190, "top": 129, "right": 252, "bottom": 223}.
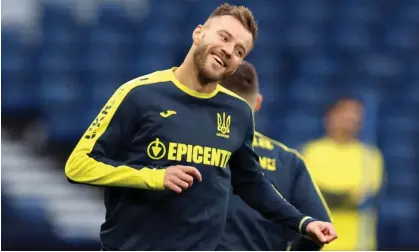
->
{"left": 1, "top": 0, "right": 418, "bottom": 250}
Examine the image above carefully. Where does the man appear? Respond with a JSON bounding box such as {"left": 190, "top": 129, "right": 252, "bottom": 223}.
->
{"left": 65, "top": 4, "right": 337, "bottom": 250}
{"left": 302, "top": 98, "right": 384, "bottom": 250}
{"left": 217, "top": 61, "right": 333, "bottom": 251}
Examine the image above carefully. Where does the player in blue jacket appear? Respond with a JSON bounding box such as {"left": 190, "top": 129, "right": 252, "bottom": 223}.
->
{"left": 218, "top": 60, "right": 333, "bottom": 250}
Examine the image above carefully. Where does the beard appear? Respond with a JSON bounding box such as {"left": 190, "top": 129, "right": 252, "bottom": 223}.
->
{"left": 193, "top": 43, "right": 235, "bottom": 85}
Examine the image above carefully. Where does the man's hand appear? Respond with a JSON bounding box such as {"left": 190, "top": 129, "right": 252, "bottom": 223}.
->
{"left": 306, "top": 221, "right": 338, "bottom": 245}
{"left": 164, "top": 165, "right": 202, "bottom": 193}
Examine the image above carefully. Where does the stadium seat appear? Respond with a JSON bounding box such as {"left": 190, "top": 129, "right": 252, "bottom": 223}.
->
{"left": 1, "top": 29, "right": 36, "bottom": 114}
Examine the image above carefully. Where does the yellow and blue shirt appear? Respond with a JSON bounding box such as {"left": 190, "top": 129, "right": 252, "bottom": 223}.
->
{"left": 65, "top": 68, "right": 314, "bottom": 250}
{"left": 302, "top": 137, "right": 384, "bottom": 251}
{"left": 218, "top": 131, "right": 332, "bottom": 251}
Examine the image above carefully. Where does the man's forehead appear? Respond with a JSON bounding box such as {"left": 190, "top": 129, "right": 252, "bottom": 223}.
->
{"left": 207, "top": 15, "right": 253, "bottom": 48}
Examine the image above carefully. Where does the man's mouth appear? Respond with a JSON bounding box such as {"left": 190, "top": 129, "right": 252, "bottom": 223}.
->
{"left": 211, "top": 53, "right": 225, "bottom": 67}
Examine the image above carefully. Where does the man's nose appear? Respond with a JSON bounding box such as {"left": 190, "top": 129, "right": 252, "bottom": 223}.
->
{"left": 221, "top": 44, "right": 233, "bottom": 58}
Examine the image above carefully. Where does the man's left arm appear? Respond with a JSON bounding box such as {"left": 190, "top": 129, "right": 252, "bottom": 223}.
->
{"left": 287, "top": 155, "right": 333, "bottom": 250}
{"left": 229, "top": 110, "right": 336, "bottom": 244}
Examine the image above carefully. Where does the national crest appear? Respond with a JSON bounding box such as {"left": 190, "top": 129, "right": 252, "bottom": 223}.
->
{"left": 216, "top": 112, "right": 231, "bottom": 139}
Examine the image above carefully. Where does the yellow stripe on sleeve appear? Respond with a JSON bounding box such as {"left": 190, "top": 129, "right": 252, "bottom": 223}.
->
{"left": 298, "top": 216, "right": 312, "bottom": 233}
{"left": 271, "top": 184, "right": 284, "bottom": 199}
{"left": 65, "top": 72, "right": 168, "bottom": 189}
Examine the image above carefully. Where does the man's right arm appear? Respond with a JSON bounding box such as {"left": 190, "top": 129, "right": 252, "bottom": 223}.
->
{"left": 287, "top": 154, "right": 333, "bottom": 250}
{"left": 65, "top": 82, "right": 165, "bottom": 190}
{"left": 229, "top": 111, "right": 316, "bottom": 234}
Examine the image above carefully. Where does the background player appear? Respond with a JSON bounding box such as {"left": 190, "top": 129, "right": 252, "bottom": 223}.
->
{"left": 302, "top": 98, "right": 384, "bottom": 250}
{"left": 218, "top": 60, "right": 333, "bottom": 250}
{"left": 65, "top": 3, "right": 337, "bottom": 250}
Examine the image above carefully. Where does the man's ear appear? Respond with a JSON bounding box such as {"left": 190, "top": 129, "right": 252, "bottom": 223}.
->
{"left": 254, "top": 93, "right": 263, "bottom": 112}
{"left": 192, "top": 25, "right": 204, "bottom": 44}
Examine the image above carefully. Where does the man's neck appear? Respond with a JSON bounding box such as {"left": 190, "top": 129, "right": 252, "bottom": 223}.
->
{"left": 174, "top": 57, "right": 218, "bottom": 94}
{"left": 326, "top": 132, "right": 355, "bottom": 144}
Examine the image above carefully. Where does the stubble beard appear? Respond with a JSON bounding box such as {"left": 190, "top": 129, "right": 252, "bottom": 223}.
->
{"left": 193, "top": 44, "right": 233, "bottom": 85}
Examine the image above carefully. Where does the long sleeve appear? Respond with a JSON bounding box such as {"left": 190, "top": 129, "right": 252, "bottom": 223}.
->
{"left": 65, "top": 83, "right": 165, "bottom": 189}
{"left": 229, "top": 110, "right": 315, "bottom": 234}
{"left": 288, "top": 156, "right": 332, "bottom": 250}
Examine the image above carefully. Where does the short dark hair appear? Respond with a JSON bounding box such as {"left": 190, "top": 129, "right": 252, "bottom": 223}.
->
{"left": 220, "top": 60, "right": 259, "bottom": 100}
{"left": 209, "top": 3, "right": 258, "bottom": 42}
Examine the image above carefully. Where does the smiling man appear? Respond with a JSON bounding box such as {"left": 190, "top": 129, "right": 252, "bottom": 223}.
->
{"left": 65, "top": 4, "right": 337, "bottom": 250}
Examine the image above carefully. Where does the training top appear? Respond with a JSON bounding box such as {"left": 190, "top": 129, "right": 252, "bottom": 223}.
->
{"left": 218, "top": 131, "right": 332, "bottom": 251}
{"left": 65, "top": 68, "right": 314, "bottom": 250}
